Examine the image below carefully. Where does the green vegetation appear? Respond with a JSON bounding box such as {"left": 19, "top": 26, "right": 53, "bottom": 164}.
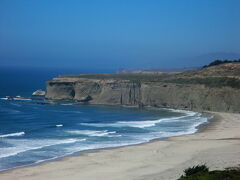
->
{"left": 203, "top": 59, "right": 240, "bottom": 68}
{"left": 59, "top": 60, "right": 240, "bottom": 89}
{"left": 178, "top": 165, "right": 240, "bottom": 180}
{"left": 183, "top": 165, "right": 209, "bottom": 176}
{"left": 165, "top": 77, "right": 240, "bottom": 89}
{"left": 60, "top": 74, "right": 240, "bottom": 89}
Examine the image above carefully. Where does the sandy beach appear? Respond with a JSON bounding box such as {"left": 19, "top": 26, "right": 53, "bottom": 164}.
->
{"left": 0, "top": 112, "right": 240, "bottom": 180}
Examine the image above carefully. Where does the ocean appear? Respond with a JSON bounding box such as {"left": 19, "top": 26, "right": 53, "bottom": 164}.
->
{"left": 0, "top": 67, "right": 210, "bottom": 171}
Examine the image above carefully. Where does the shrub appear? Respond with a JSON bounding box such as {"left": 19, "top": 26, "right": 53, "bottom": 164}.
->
{"left": 183, "top": 165, "right": 209, "bottom": 176}
{"left": 178, "top": 165, "right": 240, "bottom": 180}
{"left": 203, "top": 59, "right": 240, "bottom": 68}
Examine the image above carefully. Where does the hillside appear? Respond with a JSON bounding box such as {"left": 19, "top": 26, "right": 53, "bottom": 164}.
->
{"left": 175, "top": 62, "right": 240, "bottom": 78}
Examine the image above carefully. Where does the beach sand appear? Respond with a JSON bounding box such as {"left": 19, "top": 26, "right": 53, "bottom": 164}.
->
{"left": 1, "top": 112, "right": 240, "bottom": 180}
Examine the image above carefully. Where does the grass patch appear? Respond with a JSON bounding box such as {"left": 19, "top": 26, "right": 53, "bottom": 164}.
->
{"left": 165, "top": 77, "right": 240, "bottom": 89}
{"left": 60, "top": 74, "right": 169, "bottom": 83}
{"left": 60, "top": 74, "right": 240, "bottom": 89}
{"left": 61, "top": 74, "right": 240, "bottom": 89}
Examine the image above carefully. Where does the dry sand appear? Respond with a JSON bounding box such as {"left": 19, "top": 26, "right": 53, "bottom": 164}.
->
{"left": 1, "top": 112, "right": 240, "bottom": 180}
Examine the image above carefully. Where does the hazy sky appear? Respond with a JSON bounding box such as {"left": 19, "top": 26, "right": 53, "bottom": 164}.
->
{"left": 0, "top": 0, "right": 240, "bottom": 70}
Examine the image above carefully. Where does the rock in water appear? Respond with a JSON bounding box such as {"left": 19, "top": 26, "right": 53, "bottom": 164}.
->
{"left": 32, "top": 90, "right": 46, "bottom": 96}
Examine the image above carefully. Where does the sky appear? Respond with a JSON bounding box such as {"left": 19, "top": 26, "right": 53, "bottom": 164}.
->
{"left": 0, "top": 0, "right": 240, "bottom": 70}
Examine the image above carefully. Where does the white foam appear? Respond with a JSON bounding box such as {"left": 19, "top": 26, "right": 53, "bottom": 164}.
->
{"left": 64, "top": 140, "right": 144, "bottom": 154}
{"left": 0, "top": 96, "right": 32, "bottom": 101}
{"left": 81, "top": 114, "right": 195, "bottom": 128}
{"left": 0, "top": 132, "right": 25, "bottom": 138}
{"left": 61, "top": 103, "right": 74, "bottom": 106}
{"left": 0, "top": 98, "right": 8, "bottom": 100}
{"left": 51, "top": 110, "right": 82, "bottom": 114}
{"left": 114, "top": 120, "right": 159, "bottom": 128}
{"left": 0, "top": 138, "right": 86, "bottom": 159}
{"left": 188, "top": 117, "right": 208, "bottom": 132}
{"left": 155, "top": 117, "right": 208, "bottom": 138}
{"left": 56, "top": 124, "right": 63, "bottom": 127}
{"left": 130, "top": 117, "right": 209, "bottom": 141}
{"left": 64, "top": 117, "right": 208, "bottom": 158}
{"left": 163, "top": 108, "right": 198, "bottom": 116}
{"left": 13, "top": 98, "right": 31, "bottom": 101}
{"left": 0, "top": 97, "right": 31, "bottom": 101}
{"left": 66, "top": 130, "right": 118, "bottom": 137}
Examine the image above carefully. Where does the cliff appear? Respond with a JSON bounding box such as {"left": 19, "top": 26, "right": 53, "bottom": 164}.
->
{"left": 46, "top": 63, "right": 240, "bottom": 113}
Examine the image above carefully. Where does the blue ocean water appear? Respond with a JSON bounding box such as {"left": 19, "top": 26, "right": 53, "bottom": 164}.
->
{"left": 0, "top": 67, "right": 209, "bottom": 171}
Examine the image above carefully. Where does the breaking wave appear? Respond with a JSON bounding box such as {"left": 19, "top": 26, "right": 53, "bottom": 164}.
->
{"left": 80, "top": 112, "right": 199, "bottom": 128}
{"left": 0, "top": 132, "right": 25, "bottom": 138}
{"left": 56, "top": 124, "right": 63, "bottom": 127}
{"left": 66, "top": 130, "right": 120, "bottom": 137}
{"left": 0, "top": 138, "right": 86, "bottom": 159}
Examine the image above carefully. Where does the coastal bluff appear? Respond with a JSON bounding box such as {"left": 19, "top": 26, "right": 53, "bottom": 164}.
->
{"left": 46, "top": 63, "right": 240, "bottom": 113}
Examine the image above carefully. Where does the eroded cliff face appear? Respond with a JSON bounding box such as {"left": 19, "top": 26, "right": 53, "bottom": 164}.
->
{"left": 46, "top": 78, "right": 141, "bottom": 105}
{"left": 46, "top": 77, "right": 240, "bottom": 113}
{"left": 140, "top": 83, "right": 240, "bottom": 112}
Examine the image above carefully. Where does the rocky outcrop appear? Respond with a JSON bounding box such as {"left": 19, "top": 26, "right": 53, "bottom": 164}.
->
{"left": 46, "top": 76, "right": 240, "bottom": 113}
{"left": 32, "top": 90, "right": 46, "bottom": 96}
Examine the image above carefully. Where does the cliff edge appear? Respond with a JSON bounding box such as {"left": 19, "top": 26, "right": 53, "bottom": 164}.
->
{"left": 46, "top": 63, "right": 240, "bottom": 113}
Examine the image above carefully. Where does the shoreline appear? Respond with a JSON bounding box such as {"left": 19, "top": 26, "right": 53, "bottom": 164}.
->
{"left": 1, "top": 111, "right": 240, "bottom": 180}
{"left": 0, "top": 109, "right": 209, "bottom": 173}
